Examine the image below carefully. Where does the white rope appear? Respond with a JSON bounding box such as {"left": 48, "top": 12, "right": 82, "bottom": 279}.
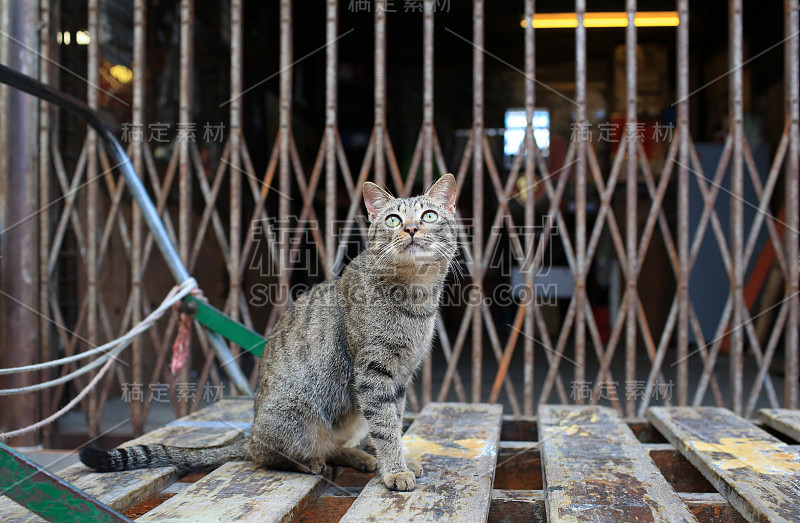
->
{"left": 0, "top": 278, "right": 199, "bottom": 376}
{"left": 0, "top": 278, "right": 197, "bottom": 439}
{"left": 0, "top": 278, "right": 197, "bottom": 395}
{"left": 0, "top": 344, "right": 126, "bottom": 395}
{"left": 0, "top": 356, "right": 115, "bottom": 440}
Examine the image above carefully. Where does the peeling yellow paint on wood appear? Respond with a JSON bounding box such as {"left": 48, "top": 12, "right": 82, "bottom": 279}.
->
{"left": 402, "top": 435, "right": 487, "bottom": 462}
{"left": 341, "top": 403, "right": 503, "bottom": 522}
{"left": 692, "top": 437, "right": 800, "bottom": 475}
{"left": 647, "top": 407, "right": 800, "bottom": 523}
{"left": 539, "top": 406, "right": 697, "bottom": 522}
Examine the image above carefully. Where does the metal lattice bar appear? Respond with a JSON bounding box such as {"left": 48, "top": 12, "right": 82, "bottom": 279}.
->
{"left": 785, "top": 0, "right": 800, "bottom": 409}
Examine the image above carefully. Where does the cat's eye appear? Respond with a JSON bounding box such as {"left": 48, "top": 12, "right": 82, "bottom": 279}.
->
{"left": 385, "top": 215, "right": 402, "bottom": 228}
{"left": 421, "top": 210, "right": 438, "bottom": 223}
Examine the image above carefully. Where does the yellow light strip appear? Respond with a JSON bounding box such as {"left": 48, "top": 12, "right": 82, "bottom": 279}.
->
{"left": 585, "top": 12, "right": 628, "bottom": 28}
{"left": 635, "top": 12, "right": 680, "bottom": 27}
{"left": 527, "top": 13, "right": 578, "bottom": 29}
{"left": 521, "top": 11, "right": 679, "bottom": 29}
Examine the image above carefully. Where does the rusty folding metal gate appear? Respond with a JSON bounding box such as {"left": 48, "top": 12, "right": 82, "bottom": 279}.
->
{"left": 0, "top": 0, "right": 798, "bottom": 443}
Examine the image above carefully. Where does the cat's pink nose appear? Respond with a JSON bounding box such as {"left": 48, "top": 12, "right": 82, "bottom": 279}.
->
{"left": 404, "top": 224, "right": 419, "bottom": 236}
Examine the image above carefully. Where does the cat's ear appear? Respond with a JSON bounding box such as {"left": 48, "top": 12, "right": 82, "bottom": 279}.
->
{"left": 425, "top": 173, "right": 457, "bottom": 213}
{"left": 363, "top": 182, "right": 395, "bottom": 221}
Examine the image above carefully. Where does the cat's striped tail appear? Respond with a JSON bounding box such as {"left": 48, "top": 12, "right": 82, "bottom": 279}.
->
{"left": 79, "top": 438, "right": 250, "bottom": 475}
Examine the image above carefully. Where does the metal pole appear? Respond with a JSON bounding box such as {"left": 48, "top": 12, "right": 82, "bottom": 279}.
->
{"left": 325, "top": 0, "right": 338, "bottom": 273}
{"left": 624, "top": 0, "right": 638, "bottom": 417}
{"left": 0, "top": 0, "right": 40, "bottom": 446}
{"left": 423, "top": 0, "right": 434, "bottom": 189}
{"left": 421, "top": 0, "right": 435, "bottom": 407}
{"left": 677, "top": 0, "right": 690, "bottom": 406}
{"left": 131, "top": 0, "right": 146, "bottom": 433}
{"left": 38, "top": 0, "right": 53, "bottom": 445}
{"left": 374, "top": 0, "right": 386, "bottom": 187}
{"left": 785, "top": 0, "right": 799, "bottom": 408}
{"left": 574, "top": 0, "right": 587, "bottom": 404}
{"left": 179, "top": 0, "right": 193, "bottom": 268}
{"left": 177, "top": 0, "right": 194, "bottom": 414}
{"left": 86, "top": 0, "right": 100, "bottom": 435}
{"left": 279, "top": 0, "right": 292, "bottom": 312}
{"left": 729, "top": 0, "right": 744, "bottom": 414}
{"left": 229, "top": 0, "right": 243, "bottom": 324}
{"left": 523, "top": 0, "right": 535, "bottom": 416}
{"left": 472, "top": 0, "right": 484, "bottom": 404}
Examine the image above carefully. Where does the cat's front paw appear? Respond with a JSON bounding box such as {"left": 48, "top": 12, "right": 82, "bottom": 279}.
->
{"left": 384, "top": 470, "right": 416, "bottom": 491}
{"left": 406, "top": 458, "right": 423, "bottom": 478}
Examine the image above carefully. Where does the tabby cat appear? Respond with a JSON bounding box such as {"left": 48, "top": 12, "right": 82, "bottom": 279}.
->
{"left": 80, "top": 174, "right": 459, "bottom": 491}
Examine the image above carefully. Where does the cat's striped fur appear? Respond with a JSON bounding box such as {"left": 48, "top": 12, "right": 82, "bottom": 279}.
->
{"left": 80, "top": 174, "right": 459, "bottom": 491}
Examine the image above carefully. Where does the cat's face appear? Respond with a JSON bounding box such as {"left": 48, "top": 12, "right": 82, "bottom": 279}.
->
{"left": 363, "top": 174, "right": 458, "bottom": 271}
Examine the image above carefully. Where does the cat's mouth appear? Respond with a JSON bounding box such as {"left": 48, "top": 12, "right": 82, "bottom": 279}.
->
{"left": 403, "top": 238, "right": 428, "bottom": 254}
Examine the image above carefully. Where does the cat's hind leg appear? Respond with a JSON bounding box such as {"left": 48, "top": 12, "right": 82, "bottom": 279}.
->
{"left": 248, "top": 437, "right": 328, "bottom": 474}
{"left": 328, "top": 447, "right": 377, "bottom": 473}
{"left": 249, "top": 406, "right": 331, "bottom": 475}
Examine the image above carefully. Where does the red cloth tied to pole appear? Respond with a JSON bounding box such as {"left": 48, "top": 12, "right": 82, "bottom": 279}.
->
{"left": 171, "top": 288, "right": 201, "bottom": 375}
{"left": 170, "top": 312, "right": 192, "bottom": 375}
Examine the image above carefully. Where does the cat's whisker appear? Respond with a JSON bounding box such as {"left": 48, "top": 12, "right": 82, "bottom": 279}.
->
{"left": 370, "top": 237, "right": 405, "bottom": 278}
{"left": 428, "top": 240, "right": 463, "bottom": 281}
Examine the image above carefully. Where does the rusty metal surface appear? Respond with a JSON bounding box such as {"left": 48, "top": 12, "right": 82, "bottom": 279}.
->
{"left": 647, "top": 407, "right": 800, "bottom": 522}
{"left": 539, "top": 406, "right": 696, "bottom": 522}
{"left": 341, "top": 403, "right": 503, "bottom": 522}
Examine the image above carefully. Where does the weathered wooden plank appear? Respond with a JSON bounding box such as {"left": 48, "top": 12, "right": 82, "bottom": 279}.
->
{"left": 757, "top": 408, "right": 800, "bottom": 443}
{"left": 538, "top": 405, "right": 696, "bottom": 522}
{"left": 137, "top": 461, "right": 329, "bottom": 522}
{"left": 647, "top": 407, "right": 800, "bottom": 523}
{"left": 0, "top": 399, "right": 253, "bottom": 522}
{"left": 488, "top": 490, "right": 743, "bottom": 523}
{"left": 340, "top": 402, "right": 503, "bottom": 522}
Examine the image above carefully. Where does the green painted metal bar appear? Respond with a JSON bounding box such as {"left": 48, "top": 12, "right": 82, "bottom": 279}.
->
{"left": 183, "top": 296, "right": 266, "bottom": 358}
{"left": 0, "top": 442, "right": 131, "bottom": 522}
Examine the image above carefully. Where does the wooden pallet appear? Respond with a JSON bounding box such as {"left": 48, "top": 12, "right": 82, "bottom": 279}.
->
{"left": 2, "top": 401, "right": 800, "bottom": 522}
